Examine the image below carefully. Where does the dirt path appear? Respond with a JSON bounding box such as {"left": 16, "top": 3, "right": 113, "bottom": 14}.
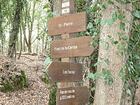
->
{"left": 0, "top": 55, "right": 49, "bottom": 105}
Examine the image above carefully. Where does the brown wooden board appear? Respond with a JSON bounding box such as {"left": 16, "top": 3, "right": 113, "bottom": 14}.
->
{"left": 50, "top": 36, "right": 94, "bottom": 58}
{"left": 48, "top": 12, "right": 86, "bottom": 36}
{"left": 48, "top": 62, "right": 83, "bottom": 82}
{"left": 56, "top": 86, "right": 89, "bottom": 105}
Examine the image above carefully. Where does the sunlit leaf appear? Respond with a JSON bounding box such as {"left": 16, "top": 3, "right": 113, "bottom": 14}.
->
{"left": 133, "top": 10, "right": 140, "bottom": 18}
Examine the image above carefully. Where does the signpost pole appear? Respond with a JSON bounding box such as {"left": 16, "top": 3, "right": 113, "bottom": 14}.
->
{"left": 49, "top": 0, "right": 91, "bottom": 104}
{"left": 57, "top": 34, "right": 76, "bottom": 88}
{"left": 53, "top": 0, "right": 79, "bottom": 102}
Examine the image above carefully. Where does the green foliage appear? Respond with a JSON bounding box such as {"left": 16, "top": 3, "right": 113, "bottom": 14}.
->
{"left": 48, "top": 85, "right": 57, "bottom": 105}
{"left": 87, "top": 0, "right": 140, "bottom": 104}
{"left": 88, "top": 69, "right": 113, "bottom": 85}
{"left": 102, "top": 69, "right": 114, "bottom": 85}
{"left": 46, "top": 0, "right": 140, "bottom": 105}
{"left": 118, "top": 1, "right": 140, "bottom": 104}
{"left": 41, "top": 67, "right": 56, "bottom": 105}
{"left": 87, "top": 72, "right": 101, "bottom": 81}
{"left": 101, "top": 9, "right": 125, "bottom": 26}
{"left": 133, "top": 10, "right": 140, "bottom": 19}
{"left": 75, "top": 0, "right": 86, "bottom": 12}
{"left": 41, "top": 72, "right": 50, "bottom": 84}
{"left": 116, "top": 0, "right": 139, "bottom": 4}
{"left": 43, "top": 3, "right": 53, "bottom": 19}
{"left": 0, "top": 80, "right": 14, "bottom": 92}
{"left": 0, "top": 70, "right": 28, "bottom": 92}
{"left": 44, "top": 56, "right": 52, "bottom": 66}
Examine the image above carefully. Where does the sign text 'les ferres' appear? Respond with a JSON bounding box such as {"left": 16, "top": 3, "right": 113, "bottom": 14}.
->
{"left": 50, "top": 36, "right": 94, "bottom": 58}
{"left": 57, "top": 86, "right": 89, "bottom": 105}
{"left": 48, "top": 62, "right": 83, "bottom": 82}
{"left": 48, "top": 12, "right": 86, "bottom": 36}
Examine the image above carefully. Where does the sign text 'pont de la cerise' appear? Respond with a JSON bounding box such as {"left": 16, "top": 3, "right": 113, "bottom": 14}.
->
{"left": 50, "top": 36, "right": 94, "bottom": 58}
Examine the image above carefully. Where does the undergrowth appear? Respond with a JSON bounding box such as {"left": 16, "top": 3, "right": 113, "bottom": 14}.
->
{"left": 0, "top": 70, "right": 28, "bottom": 92}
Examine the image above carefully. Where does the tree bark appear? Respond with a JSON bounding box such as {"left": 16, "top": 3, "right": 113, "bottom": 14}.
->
{"left": 27, "top": 0, "right": 36, "bottom": 53}
{"left": 94, "top": 2, "right": 133, "bottom": 105}
{"left": 0, "top": 2, "right": 4, "bottom": 54}
{"left": 18, "top": 26, "right": 23, "bottom": 59}
{"left": 8, "top": 0, "right": 23, "bottom": 58}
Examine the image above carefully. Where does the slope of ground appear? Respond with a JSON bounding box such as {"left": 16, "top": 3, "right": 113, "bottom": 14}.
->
{"left": 0, "top": 54, "right": 49, "bottom": 105}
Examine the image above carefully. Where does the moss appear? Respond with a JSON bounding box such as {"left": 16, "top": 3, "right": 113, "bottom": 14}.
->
{"left": 0, "top": 70, "right": 28, "bottom": 92}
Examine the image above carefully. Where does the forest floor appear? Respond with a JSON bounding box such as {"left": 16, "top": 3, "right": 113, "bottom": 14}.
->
{"left": 0, "top": 54, "right": 49, "bottom": 105}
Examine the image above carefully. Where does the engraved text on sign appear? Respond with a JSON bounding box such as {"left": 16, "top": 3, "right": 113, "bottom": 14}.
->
{"left": 50, "top": 36, "right": 94, "bottom": 58}
{"left": 48, "top": 62, "right": 83, "bottom": 82}
{"left": 48, "top": 12, "right": 86, "bottom": 36}
{"left": 57, "top": 87, "right": 89, "bottom": 105}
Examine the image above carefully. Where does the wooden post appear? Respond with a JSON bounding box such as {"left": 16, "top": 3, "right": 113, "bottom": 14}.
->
{"left": 53, "top": 0, "right": 78, "bottom": 102}
{"left": 49, "top": 0, "right": 91, "bottom": 105}
{"left": 57, "top": 0, "right": 76, "bottom": 88}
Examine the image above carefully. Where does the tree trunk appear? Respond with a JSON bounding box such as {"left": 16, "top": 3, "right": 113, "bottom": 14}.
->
{"left": 8, "top": 0, "right": 23, "bottom": 58}
{"left": 21, "top": 3, "right": 28, "bottom": 52}
{"left": 27, "top": 0, "right": 36, "bottom": 53}
{"left": 94, "top": 2, "right": 133, "bottom": 105}
{"left": 0, "top": 2, "right": 4, "bottom": 54}
{"left": 18, "top": 26, "right": 23, "bottom": 59}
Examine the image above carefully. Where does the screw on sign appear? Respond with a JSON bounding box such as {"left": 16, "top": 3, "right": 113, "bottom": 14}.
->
{"left": 56, "top": 86, "right": 89, "bottom": 105}
{"left": 48, "top": 62, "right": 83, "bottom": 82}
{"left": 48, "top": 12, "right": 87, "bottom": 36}
{"left": 50, "top": 36, "right": 94, "bottom": 58}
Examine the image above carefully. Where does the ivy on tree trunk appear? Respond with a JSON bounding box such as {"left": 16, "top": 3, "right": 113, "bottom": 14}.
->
{"left": 8, "top": 0, "right": 23, "bottom": 58}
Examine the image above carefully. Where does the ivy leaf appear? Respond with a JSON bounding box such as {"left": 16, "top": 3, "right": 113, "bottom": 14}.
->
{"left": 44, "top": 56, "right": 52, "bottom": 66}
{"left": 112, "top": 11, "right": 118, "bottom": 22}
{"left": 117, "top": 12, "right": 125, "bottom": 20}
{"left": 120, "top": 22, "right": 125, "bottom": 31}
{"left": 43, "top": 4, "right": 50, "bottom": 9}
{"left": 133, "top": 10, "right": 140, "bottom": 18}
{"left": 87, "top": 72, "right": 101, "bottom": 80}
{"left": 113, "top": 41, "right": 118, "bottom": 45}
{"left": 126, "top": 89, "right": 131, "bottom": 96}
{"left": 102, "top": 69, "right": 114, "bottom": 85}
{"left": 87, "top": 22, "right": 94, "bottom": 29}
{"left": 101, "top": 19, "right": 114, "bottom": 26}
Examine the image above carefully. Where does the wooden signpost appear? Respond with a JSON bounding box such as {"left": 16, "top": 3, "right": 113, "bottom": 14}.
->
{"left": 48, "top": 12, "right": 86, "bottom": 35}
{"left": 50, "top": 36, "right": 93, "bottom": 58}
{"left": 57, "top": 87, "right": 89, "bottom": 105}
{"left": 47, "top": 0, "right": 92, "bottom": 105}
{"left": 48, "top": 62, "right": 83, "bottom": 82}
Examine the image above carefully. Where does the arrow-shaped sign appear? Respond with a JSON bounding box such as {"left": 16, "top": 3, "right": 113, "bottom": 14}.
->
{"left": 48, "top": 12, "right": 86, "bottom": 36}
{"left": 50, "top": 36, "right": 94, "bottom": 58}
{"left": 48, "top": 62, "right": 83, "bottom": 82}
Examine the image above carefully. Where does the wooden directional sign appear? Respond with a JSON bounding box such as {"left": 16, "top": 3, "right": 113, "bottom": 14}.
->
{"left": 57, "top": 86, "right": 89, "bottom": 105}
{"left": 61, "top": 0, "right": 75, "bottom": 14}
{"left": 50, "top": 36, "right": 94, "bottom": 58}
{"left": 48, "top": 62, "right": 83, "bottom": 82}
{"left": 48, "top": 12, "right": 86, "bottom": 36}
